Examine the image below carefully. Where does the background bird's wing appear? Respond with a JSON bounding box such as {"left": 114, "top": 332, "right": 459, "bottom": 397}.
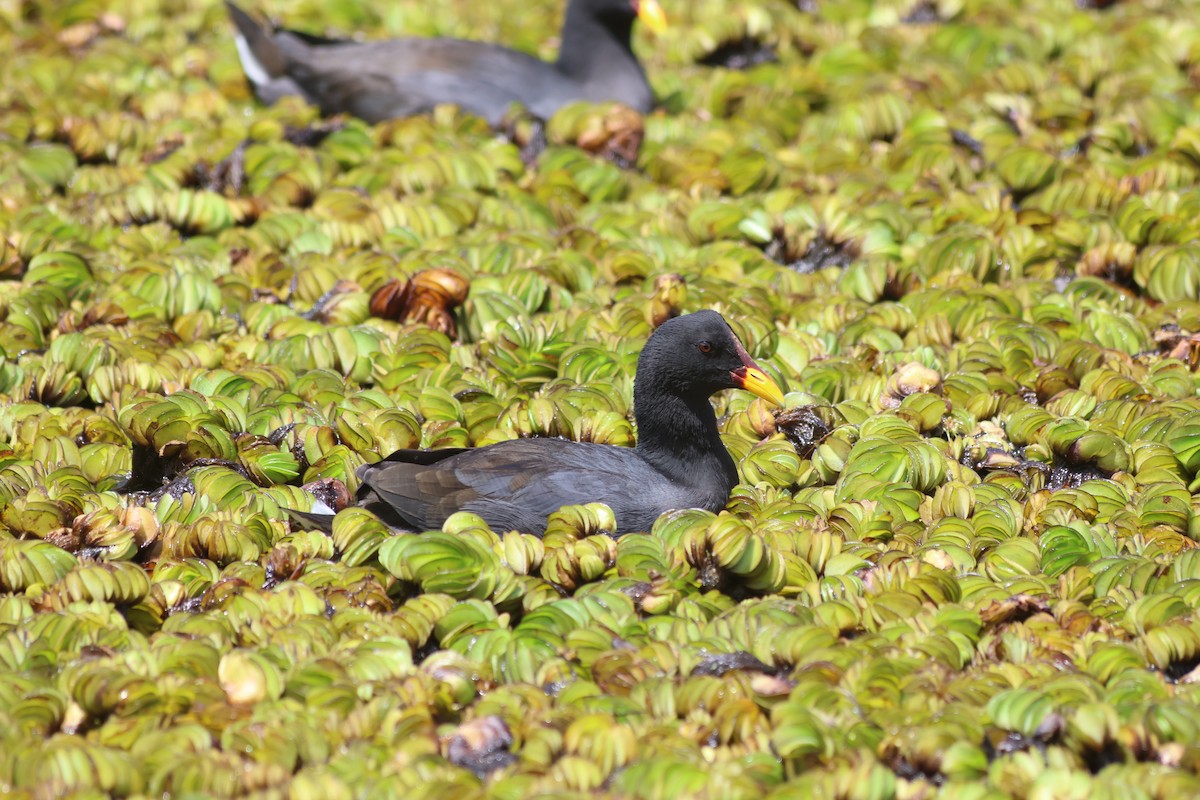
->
{"left": 280, "top": 38, "right": 557, "bottom": 123}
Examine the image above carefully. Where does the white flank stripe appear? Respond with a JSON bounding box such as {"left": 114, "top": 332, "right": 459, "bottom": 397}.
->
{"left": 233, "top": 33, "right": 273, "bottom": 87}
{"left": 309, "top": 499, "right": 336, "bottom": 515}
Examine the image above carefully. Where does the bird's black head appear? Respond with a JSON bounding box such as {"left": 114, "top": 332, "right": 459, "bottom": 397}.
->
{"left": 636, "top": 310, "right": 784, "bottom": 405}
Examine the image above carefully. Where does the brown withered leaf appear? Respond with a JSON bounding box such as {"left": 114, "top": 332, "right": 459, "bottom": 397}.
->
{"left": 979, "top": 594, "right": 1051, "bottom": 630}
{"left": 301, "top": 477, "right": 352, "bottom": 512}
{"left": 880, "top": 362, "right": 943, "bottom": 409}
{"left": 649, "top": 273, "right": 686, "bottom": 328}
{"left": 369, "top": 269, "right": 469, "bottom": 337}
{"left": 58, "top": 300, "right": 130, "bottom": 333}
{"left": 775, "top": 406, "right": 831, "bottom": 457}
{"left": 444, "top": 716, "right": 516, "bottom": 777}
{"left": 575, "top": 105, "right": 644, "bottom": 169}
{"left": 0, "top": 234, "right": 22, "bottom": 279}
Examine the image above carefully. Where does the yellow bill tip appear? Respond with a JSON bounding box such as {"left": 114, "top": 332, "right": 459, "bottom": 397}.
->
{"left": 737, "top": 366, "right": 785, "bottom": 408}
{"left": 636, "top": 0, "right": 668, "bottom": 35}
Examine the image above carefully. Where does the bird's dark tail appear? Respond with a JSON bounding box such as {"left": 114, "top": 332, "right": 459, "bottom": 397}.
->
{"left": 226, "top": 3, "right": 299, "bottom": 101}
{"left": 285, "top": 508, "right": 337, "bottom": 533}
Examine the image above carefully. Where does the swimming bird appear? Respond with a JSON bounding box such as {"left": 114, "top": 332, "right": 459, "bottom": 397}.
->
{"left": 225, "top": 0, "right": 666, "bottom": 125}
{"left": 295, "top": 310, "right": 785, "bottom": 536}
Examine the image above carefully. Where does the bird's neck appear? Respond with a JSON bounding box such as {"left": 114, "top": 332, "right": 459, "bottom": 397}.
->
{"left": 555, "top": 5, "right": 641, "bottom": 83}
{"left": 633, "top": 387, "right": 738, "bottom": 491}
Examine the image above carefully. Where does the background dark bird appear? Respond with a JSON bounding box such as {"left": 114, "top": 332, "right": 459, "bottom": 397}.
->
{"left": 226, "top": 0, "right": 667, "bottom": 125}
{"left": 293, "top": 310, "right": 785, "bottom": 536}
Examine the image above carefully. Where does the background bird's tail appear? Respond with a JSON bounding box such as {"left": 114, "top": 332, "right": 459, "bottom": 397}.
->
{"left": 226, "top": 2, "right": 302, "bottom": 103}
{"left": 285, "top": 508, "right": 337, "bottom": 533}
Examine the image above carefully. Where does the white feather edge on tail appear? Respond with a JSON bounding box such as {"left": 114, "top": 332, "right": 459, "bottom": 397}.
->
{"left": 233, "top": 32, "right": 274, "bottom": 88}
{"left": 309, "top": 498, "right": 337, "bottom": 515}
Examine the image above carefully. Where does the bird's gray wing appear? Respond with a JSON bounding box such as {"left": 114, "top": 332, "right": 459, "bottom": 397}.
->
{"left": 279, "top": 38, "right": 558, "bottom": 123}
{"left": 359, "top": 440, "right": 652, "bottom": 534}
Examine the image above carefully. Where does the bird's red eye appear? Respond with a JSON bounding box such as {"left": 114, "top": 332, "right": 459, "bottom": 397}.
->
{"left": 698, "top": 341, "right": 712, "bottom": 354}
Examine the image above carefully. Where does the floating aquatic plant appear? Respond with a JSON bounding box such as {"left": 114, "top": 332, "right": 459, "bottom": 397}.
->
{"left": 3, "top": 0, "right": 1200, "bottom": 797}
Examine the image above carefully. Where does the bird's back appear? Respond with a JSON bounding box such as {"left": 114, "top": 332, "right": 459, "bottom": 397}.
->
{"left": 276, "top": 35, "right": 596, "bottom": 123}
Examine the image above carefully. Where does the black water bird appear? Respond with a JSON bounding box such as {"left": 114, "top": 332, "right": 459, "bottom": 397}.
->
{"left": 295, "top": 310, "right": 785, "bottom": 536}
